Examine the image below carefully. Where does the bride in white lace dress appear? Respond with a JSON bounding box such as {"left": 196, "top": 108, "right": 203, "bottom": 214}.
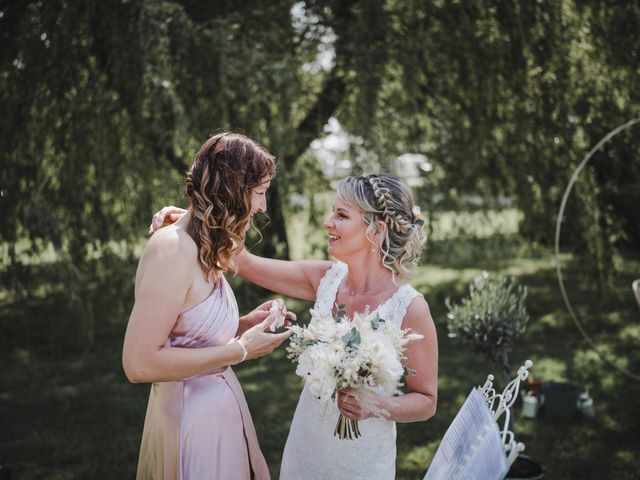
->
{"left": 237, "top": 174, "right": 438, "bottom": 479}
{"left": 152, "top": 173, "right": 439, "bottom": 479}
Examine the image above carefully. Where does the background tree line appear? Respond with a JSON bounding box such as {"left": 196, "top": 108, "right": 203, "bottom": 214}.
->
{"left": 2, "top": 3, "right": 640, "bottom": 477}
{"left": 2, "top": 0, "right": 639, "bottom": 311}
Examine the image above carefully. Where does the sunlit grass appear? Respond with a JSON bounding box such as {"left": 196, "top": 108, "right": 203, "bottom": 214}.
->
{"left": 2, "top": 208, "right": 640, "bottom": 479}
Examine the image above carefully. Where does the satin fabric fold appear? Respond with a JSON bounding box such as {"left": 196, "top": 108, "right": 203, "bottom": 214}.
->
{"left": 136, "top": 275, "right": 270, "bottom": 480}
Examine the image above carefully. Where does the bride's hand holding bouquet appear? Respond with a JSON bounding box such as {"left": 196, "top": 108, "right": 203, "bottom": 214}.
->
{"left": 286, "top": 307, "right": 423, "bottom": 439}
{"left": 337, "top": 388, "right": 376, "bottom": 422}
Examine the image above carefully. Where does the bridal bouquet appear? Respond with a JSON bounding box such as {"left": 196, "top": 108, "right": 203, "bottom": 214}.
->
{"left": 286, "top": 307, "right": 423, "bottom": 439}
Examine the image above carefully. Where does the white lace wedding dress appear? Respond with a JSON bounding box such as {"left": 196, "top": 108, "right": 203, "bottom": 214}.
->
{"left": 279, "top": 262, "right": 422, "bottom": 480}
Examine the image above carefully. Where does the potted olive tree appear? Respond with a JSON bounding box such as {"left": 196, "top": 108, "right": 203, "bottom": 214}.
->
{"left": 446, "top": 271, "right": 529, "bottom": 385}
{"left": 447, "top": 272, "right": 544, "bottom": 479}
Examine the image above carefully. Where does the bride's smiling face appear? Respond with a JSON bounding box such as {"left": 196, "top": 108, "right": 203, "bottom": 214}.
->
{"left": 323, "top": 195, "right": 371, "bottom": 260}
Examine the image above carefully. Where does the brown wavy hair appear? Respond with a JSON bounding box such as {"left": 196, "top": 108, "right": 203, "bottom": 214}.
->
{"left": 185, "top": 132, "right": 276, "bottom": 280}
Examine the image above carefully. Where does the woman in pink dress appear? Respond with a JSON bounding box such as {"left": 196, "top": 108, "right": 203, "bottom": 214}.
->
{"left": 123, "top": 132, "right": 293, "bottom": 480}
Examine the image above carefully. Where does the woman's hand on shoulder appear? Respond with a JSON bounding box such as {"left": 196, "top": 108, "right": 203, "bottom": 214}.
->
{"left": 149, "top": 205, "right": 188, "bottom": 235}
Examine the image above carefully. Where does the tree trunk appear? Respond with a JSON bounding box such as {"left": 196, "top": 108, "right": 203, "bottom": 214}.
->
{"left": 263, "top": 186, "right": 289, "bottom": 260}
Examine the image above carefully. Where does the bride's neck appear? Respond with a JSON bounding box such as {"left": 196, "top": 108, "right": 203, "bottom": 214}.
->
{"left": 344, "top": 261, "right": 394, "bottom": 294}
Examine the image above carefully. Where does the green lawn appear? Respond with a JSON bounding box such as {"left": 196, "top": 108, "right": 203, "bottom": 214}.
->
{"left": 1, "top": 224, "right": 639, "bottom": 479}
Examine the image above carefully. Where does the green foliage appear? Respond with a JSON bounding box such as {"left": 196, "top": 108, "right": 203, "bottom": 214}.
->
{"left": 370, "top": 313, "right": 385, "bottom": 330}
{"left": 0, "top": 0, "right": 332, "bottom": 325}
{"left": 2, "top": 0, "right": 639, "bottom": 341}
{"left": 341, "top": 327, "right": 361, "bottom": 352}
{"left": 446, "top": 272, "right": 529, "bottom": 366}
{"left": 337, "top": 0, "right": 640, "bottom": 281}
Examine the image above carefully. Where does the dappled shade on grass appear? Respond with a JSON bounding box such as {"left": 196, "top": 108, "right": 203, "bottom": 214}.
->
{"left": 1, "top": 234, "right": 639, "bottom": 479}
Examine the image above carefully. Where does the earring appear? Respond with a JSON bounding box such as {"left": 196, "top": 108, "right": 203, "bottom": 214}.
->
{"left": 371, "top": 247, "right": 376, "bottom": 253}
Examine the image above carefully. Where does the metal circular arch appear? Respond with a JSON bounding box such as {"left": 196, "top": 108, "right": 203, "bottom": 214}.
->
{"left": 554, "top": 117, "right": 640, "bottom": 382}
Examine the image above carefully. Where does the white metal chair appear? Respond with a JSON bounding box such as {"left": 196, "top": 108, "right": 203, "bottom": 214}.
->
{"left": 424, "top": 360, "right": 533, "bottom": 480}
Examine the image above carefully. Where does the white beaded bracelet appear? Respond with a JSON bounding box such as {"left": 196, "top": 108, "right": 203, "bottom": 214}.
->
{"left": 235, "top": 338, "right": 248, "bottom": 362}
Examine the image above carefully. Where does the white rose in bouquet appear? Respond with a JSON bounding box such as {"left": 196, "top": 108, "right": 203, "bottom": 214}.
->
{"left": 287, "top": 307, "right": 423, "bottom": 439}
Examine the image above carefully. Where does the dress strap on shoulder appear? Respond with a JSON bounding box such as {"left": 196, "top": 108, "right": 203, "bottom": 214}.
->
{"left": 378, "top": 284, "right": 422, "bottom": 327}
{"left": 314, "top": 262, "right": 348, "bottom": 315}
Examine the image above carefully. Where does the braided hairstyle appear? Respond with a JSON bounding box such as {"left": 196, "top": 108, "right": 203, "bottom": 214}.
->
{"left": 336, "top": 174, "right": 427, "bottom": 277}
{"left": 185, "top": 132, "right": 276, "bottom": 280}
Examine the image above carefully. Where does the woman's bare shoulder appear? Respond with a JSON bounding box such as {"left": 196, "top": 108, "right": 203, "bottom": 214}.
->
{"left": 403, "top": 294, "right": 434, "bottom": 330}
{"left": 140, "top": 225, "right": 198, "bottom": 269}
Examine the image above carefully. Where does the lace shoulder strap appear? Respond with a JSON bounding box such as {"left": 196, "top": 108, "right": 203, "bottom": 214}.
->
{"left": 378, "top": 284, "right": 422, "bottom": 327}
{"left": 313, "top": 262, "right": 348, "bottom": 316}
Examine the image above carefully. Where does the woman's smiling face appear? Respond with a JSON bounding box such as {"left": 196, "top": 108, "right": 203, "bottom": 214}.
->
{"left": 323, "top": 195, "right": 372, "bottom": 260}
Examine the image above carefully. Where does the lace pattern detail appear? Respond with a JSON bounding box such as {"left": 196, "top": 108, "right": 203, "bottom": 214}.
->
{"left": 313, "top": 262, "right": 348, "bottom": 317}
{"left": 312, "top": 261, "right": 421, "bottom": 326}
{"left": 377, "top": 283, "right": 422, "bottom": 327}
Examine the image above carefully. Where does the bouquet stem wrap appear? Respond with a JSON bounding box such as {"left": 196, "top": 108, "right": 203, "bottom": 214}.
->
{"left": 335, "top": 414, "right": 361, "bottom": 440}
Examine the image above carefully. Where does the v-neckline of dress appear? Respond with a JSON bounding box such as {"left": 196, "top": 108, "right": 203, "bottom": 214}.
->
{"left": 332, "top": 267, "right": 407, "bottom": 318}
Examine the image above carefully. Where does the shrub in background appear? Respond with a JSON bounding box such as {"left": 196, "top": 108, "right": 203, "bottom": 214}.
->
{"left": 446, "top": 272, "right": 529, "bottom": 383}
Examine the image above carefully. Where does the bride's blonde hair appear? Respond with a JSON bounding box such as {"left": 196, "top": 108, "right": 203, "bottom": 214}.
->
{"left": 185, "top": 132, "right": 276, "bottom": 280}
{"left": 336, "top": 174, "right": 426, "bottom": 277}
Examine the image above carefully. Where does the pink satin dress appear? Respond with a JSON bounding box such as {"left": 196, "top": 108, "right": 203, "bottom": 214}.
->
{"left": 136, "top": 275, "right": 270, "bottom": 480}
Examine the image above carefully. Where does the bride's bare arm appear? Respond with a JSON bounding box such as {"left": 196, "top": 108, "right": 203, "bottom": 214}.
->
{"left": 389, "top": 297, "right": 438, "bottom": 422}
{"left": 148, "top": 205, "right": 332, "bottom": 301}
{"left": 235, "top": 250, "right": 332, "bottom": 301}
